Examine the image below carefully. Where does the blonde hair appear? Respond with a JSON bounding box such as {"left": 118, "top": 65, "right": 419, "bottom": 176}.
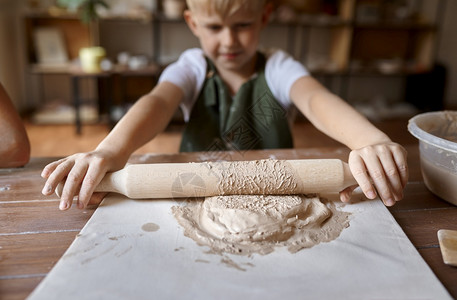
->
{"left": 186, "top": 0, "right": 266, "bottom": 17}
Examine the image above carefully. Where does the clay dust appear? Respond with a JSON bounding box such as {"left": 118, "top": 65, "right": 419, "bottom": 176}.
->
{"left": 216, "top": 159, "right": 300, "bottom": 195}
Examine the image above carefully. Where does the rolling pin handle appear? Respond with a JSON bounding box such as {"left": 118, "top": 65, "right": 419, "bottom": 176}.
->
{"left": 342, "top": 162, "right": 358, "bottom": 189}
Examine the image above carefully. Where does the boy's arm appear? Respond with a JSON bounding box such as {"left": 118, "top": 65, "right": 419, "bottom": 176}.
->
{"left": 97, "top": 81, "right": 183, "bottom": 162}
{"left": 42, "top": 81, "right": 183, "bottom": 210}
{"left": 290, "top": 76, "right": 408, "bottom": 206}
{"left": 0, "top": 84, "right": 30, "bottom": 167}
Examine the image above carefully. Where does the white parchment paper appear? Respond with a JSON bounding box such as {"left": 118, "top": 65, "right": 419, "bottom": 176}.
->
{"left": 28, "top": 194, "right": 452, "bottom": 300}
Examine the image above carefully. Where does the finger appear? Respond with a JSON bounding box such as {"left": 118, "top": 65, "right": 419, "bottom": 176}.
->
{"left": 41, "top": 158, "right": 66, "bottom": 178}
{"left": 77, "top": 164, "right": 107, "bottom": 209}
{"left": 391, "top": 146, "right": 409, "bottom": 187}
{"left": 364, "top": 156, "right": 396, "bottom": 206}
{"left": 339, "top": 185, "right": 357, "bottom": 203}
{"left": 42, "top": 160, "right": 75, "bottom": 196}
{"left": 349, "top": 153, "right": 377, "bottom": 200}
{"left": 87, "top": 192, "right": 108, "bottom": 207}
{"left": 378, "top": 149, "right": 404, "bottom": 202}
{"left": 59, "top": 163, "right": 89, "bottom": 210}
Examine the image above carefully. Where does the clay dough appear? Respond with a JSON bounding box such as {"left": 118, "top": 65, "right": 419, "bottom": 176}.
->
{"left": 172, "top": 194, "right": 350, "bottom": 256}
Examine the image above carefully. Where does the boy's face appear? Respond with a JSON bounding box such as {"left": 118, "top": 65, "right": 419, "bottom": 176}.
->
{"left": 185, "top": 5, "right": 270, "bottom": 74}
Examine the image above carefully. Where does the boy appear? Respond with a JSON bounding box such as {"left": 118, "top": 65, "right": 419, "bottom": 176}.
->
{"left": 41, "top": 0, "right": 408, "bottom": 210}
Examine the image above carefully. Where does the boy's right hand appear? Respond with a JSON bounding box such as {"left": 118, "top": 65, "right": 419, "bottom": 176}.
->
{"left": 41, "top": 150, "right": 122, "bottom": 210}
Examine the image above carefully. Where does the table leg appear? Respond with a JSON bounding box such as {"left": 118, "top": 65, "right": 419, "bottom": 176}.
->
{"left": 72, "top": 76, "right": 82, "bottom": 135}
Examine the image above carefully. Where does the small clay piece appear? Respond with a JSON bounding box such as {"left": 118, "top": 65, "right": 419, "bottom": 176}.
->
{"left": 438, "top": 229, "right": 457, "bottom": 267}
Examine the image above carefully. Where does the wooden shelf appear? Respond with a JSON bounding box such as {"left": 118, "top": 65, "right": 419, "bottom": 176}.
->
{"left": 24, "top": 14, "right": 91, "bottom": 63}
{"left": 354, "top": 21, "right": 437, "bottom": 30}
{"left": 270, "top": 16, "right": 352, "bottom": 27}
{"left": 29, "top": 63, "right": 74, "bottom": 74}
{"left": 22, "top": 0, "right": 446, "bottom": 109}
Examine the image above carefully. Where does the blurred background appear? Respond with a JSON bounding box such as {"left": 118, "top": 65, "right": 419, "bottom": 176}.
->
{"left": 0, "top": 0, "right": 456, "bottom": 155}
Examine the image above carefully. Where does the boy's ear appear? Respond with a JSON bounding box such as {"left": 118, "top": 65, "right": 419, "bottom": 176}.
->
{"left": 184, "top": 10, "right": 199, "bottom": 36}
{"left": 261, "top": 2, "right": 273, "bottom": 27}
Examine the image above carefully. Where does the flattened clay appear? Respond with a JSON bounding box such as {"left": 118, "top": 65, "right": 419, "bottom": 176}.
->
{"left": 172, "top": 194, "right": 350, "bottom": 256}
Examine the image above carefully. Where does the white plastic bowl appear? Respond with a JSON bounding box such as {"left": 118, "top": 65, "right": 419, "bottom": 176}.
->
{"left": 408, "top": 111, "right": 457, "bottom": 206}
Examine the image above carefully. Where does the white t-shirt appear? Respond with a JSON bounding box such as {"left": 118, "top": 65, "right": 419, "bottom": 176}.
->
{"left": 158, "top": 48, "right": 309, "bottom": 121}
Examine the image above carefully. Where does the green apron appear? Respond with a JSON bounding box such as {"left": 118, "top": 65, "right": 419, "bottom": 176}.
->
{"left": 179, "top": 53, "right": 293, "bottom": 152}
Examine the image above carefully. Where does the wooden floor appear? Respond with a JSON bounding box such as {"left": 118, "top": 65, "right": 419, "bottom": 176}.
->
{"left": 25, "top": 118, "right": 417, "bottom": 157}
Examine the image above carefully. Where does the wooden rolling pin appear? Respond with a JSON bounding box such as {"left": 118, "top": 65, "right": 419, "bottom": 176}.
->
{"left": 57, "top": 159, "right": 357, "bottom": 199}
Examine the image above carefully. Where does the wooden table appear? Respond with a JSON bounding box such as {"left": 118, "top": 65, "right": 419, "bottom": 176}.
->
{"left": 1, "top": 146, "right": 456, "bottom": 299}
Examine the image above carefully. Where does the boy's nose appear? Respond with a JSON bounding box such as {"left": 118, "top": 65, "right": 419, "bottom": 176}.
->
{"left": 221, "top": 28, "right": 237, "bottom": 47}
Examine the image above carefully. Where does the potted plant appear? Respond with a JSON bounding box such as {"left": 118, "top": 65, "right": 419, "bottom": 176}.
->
{"left": 57, "top": 0, "right": 109, "bottom": 72}
{"left": 57, "top": 0, "right": 109, "bottom": 24}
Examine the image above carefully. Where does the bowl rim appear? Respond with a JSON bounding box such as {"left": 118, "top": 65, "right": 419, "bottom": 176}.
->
{"left": 408, "top": 111, "right": 457, "bottom": 153}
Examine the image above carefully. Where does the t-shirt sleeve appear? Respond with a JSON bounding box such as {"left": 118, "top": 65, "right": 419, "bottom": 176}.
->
{"left": 265, "top": 49, "right": 310, "bottom": 108}
{"left": 158, "top": 48, "right": 207, "bottom": 121}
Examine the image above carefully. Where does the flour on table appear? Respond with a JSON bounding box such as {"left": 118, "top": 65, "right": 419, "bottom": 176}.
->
{"left": 172, "top": 194, "right": 350, "bottom": 256}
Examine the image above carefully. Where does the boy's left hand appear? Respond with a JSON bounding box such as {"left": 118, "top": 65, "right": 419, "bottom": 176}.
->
{"left": 340, "top": 142, "right": 408, "bottom": 206}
